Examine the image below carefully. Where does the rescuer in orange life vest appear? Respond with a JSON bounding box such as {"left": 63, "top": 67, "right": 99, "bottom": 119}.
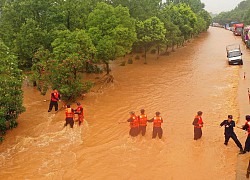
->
{"left": 127, "top": 111, "right": 139, "bottom": 137}
{"left": 147, "top": 112, "right": 163, "bottom": 139}
{"left": 192, "top": 111, "right": 203, "bottom": 140}
{"left": 138, "top": 109, "right": 148, "bottom": 136}
{"left": 64, "top": 104, "right": 74, "bottom": 128}
{"left": 241, "top": 115, "right": 250, "bottom": 154}
{"left": 74, "top": 102, "right": 84, "bottom": 126}
{"left": 48, "top": 89, "right": 60, "bottom": 112}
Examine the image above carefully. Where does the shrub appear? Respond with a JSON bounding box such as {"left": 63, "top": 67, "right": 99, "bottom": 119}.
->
{"left": 151, "top": 49, "right": 156, "bottom": 54}
{"left": 127, "top": 58, "right": 133, "bottom": 64}
{"left": 120, "top": 61, "right": 126, "bottom": 66}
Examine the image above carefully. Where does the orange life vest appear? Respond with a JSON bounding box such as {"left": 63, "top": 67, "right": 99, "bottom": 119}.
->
{"left": 65, "top": 108, "right": 74, "bottom": 118}
{"left": 153, "top": 116, "right": 163, "bottom": 127}
{"left": 194, "top": 115, "right": 203, "bottom": 128}
{"left": 51, "top": 91, "right": 59, "bottom": 102}
{"left": 76, "top": 105, "right": 84, "bottom": 116}
{"left": 139, "top": 114, "right": 147, "bottom": 126}
{"left": 130, "top": 114, "right": 139, "bottom": 128}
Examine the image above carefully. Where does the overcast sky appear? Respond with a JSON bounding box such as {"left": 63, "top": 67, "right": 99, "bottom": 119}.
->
{"left": 200, "top": 0, "right": 244, "bottom": 14}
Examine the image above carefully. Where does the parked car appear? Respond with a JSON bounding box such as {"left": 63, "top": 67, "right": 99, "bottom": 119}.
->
{"left": 226, "top": 44, "right": 243, "bottom": 65}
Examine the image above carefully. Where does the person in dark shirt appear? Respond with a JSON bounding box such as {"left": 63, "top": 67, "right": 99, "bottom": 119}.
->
{"left": 220, "top": 115, "right": 244, "bottom": 154}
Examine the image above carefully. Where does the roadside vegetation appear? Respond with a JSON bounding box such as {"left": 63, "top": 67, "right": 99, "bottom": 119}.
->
{"left": 213, "top": 0, "right": 250, "bottom": 25}
{"left": 0, "top": 0, "right": 211, "bottom": 140}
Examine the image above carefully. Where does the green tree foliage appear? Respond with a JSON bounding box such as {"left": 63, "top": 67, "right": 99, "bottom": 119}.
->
{"left": 58, "top": 0, "right": 98, "bottom": 30}
{"left": 158, "top": 6, "right": 182, "bottom": 51}
{"left": 193, "top": 14, "right": 206, "bottom": 35}
{"left": 167, "top": 0, "right": 205, "bottom": 13}
{"left": 0, "top": 0, "right": 63, "bottom": 67}
{"left": 0, "top": 39, "right": 25, "bottom": 137}
{"left": 136, "top": 17, "right": 166, "bottom": 63}
{"left": 45, "top": 56, "right": 92, "bottom": 101}
{"left": 164, "top": 0, "right": 210, "bottom": 32}
{"left": 169, "top": 3, "right": 197, "bottom": 40}
{"left": 32, "top": 29, "right": 95, "bottom": 101}
{"left": 110, "top": 0, "right": 163, "bottom": 21}
{"left": 52, "top": 29, "right": 96, "bottom": 60}
{"left": 14, "top": 19, "right": 47, "bottom": 68}
{"left": 87, "top": 2, "right": 137, "bottom": 74}
{"left": 197, "top": 9, "right": 211, "bottom": 30}
{"left": 0, "top": 0, "right": 100, "bottom": 69}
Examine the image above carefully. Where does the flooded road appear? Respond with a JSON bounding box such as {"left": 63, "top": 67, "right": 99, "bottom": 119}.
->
{"left": 0, "top": 27, "right": 248, "bottom": 179}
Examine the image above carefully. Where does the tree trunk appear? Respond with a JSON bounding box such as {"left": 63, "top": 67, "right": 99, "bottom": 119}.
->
{"left": 144, "top": 48, "right": 147, "bottom": 64}
{"left": 74, "top": 68, "right": 77, "bottom": 80}
{"left": 67, "top": 10, "right": 70, "bottom": 30}
{"left": 105, "top": 62, "right": 110, "bottom": 74}
{"left": 166, "top": 45, "right": 169, "bottom": 52}
{"left": 86, "top": 61, "right": 90, "bottom": 73}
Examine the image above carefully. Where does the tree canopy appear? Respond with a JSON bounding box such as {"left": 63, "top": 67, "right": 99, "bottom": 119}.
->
{"left": 87, "top": 2, "right": 136, "bottom": 73}
{"left": 0, "top": 39, "right": 25, "bottom": 139}
{"left": 213, "top": 0, "right": 250, "bottom": 25}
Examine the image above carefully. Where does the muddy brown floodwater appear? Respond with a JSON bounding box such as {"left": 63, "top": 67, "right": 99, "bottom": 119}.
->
{"left": 1, "top": 27, "right": 250, "bottom": 180}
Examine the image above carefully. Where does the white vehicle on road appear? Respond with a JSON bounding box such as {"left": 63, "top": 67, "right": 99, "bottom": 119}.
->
{"left": 226, "top": 44, "right": 243, "bottom": 65}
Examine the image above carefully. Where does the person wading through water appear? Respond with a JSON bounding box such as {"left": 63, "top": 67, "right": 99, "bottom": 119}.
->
{"left": 240, "top": 115, "right": 250, "bottom": 154}
{"left": 192, "top": 111, "right": 203, "bottom": 140}
{"left": 138, "top": 109, "right": 147, "bottom": 136}
{"left": 74, "top": 102, "right": 84, "bottom": 126}
{"left": 64, "top": 104, "right": 74, "bottom": 128}
{"left": 127, "top": 111, "right": 139, "bottom": 137}
{"left": 148, "top": 112, "right": 163, "bottom": 139}
{"left": 220, "top": 115, "right": 244, "bottom": 154}
{"left": 48, "top": 89, "right": 60, "bottom": 112}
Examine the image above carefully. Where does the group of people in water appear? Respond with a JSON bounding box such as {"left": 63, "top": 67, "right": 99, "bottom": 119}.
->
{"left": 47, "top": 88, "right": 250, "bottom": 177}
{"left": 47, "top": 89, "right": 84, "bottom": 128}
{"left": 47, "top": 89, "right": 250, "bottom": 156}
{"left": 126, "top": 109, "right": 163, "bottom": 139}
{"left": 126, "top": 109, "right": 250, "bottom": 155}
{"left": 193, "top": 111, "right": 250, "bottom": 155}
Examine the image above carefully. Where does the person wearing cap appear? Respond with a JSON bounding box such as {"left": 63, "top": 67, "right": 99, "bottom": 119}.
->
{"left": 64, "top": 104, "right": 74, "bottom": 128}
{"left": 220, "top": 115, "right": 244, "bottom": 154}
{"left": 138, "top": 109, "right": 148, "bottom": 136}
{"left": 127, "top": 111, "right": 139, "bottom": 137}
{"left": 192, "top": 111, "right": 203, "bottom": 140}
{"left": 74, "top": 102, "right": 84, "bottom": 126}
{"left": 48, "top": 89, "right": 60, "bottom": 112}
{"left": 147, "top": 112, "right": 163, "bottom": 139}
{"left": 241, "top": 115, "right": 250, "bottom": 153}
